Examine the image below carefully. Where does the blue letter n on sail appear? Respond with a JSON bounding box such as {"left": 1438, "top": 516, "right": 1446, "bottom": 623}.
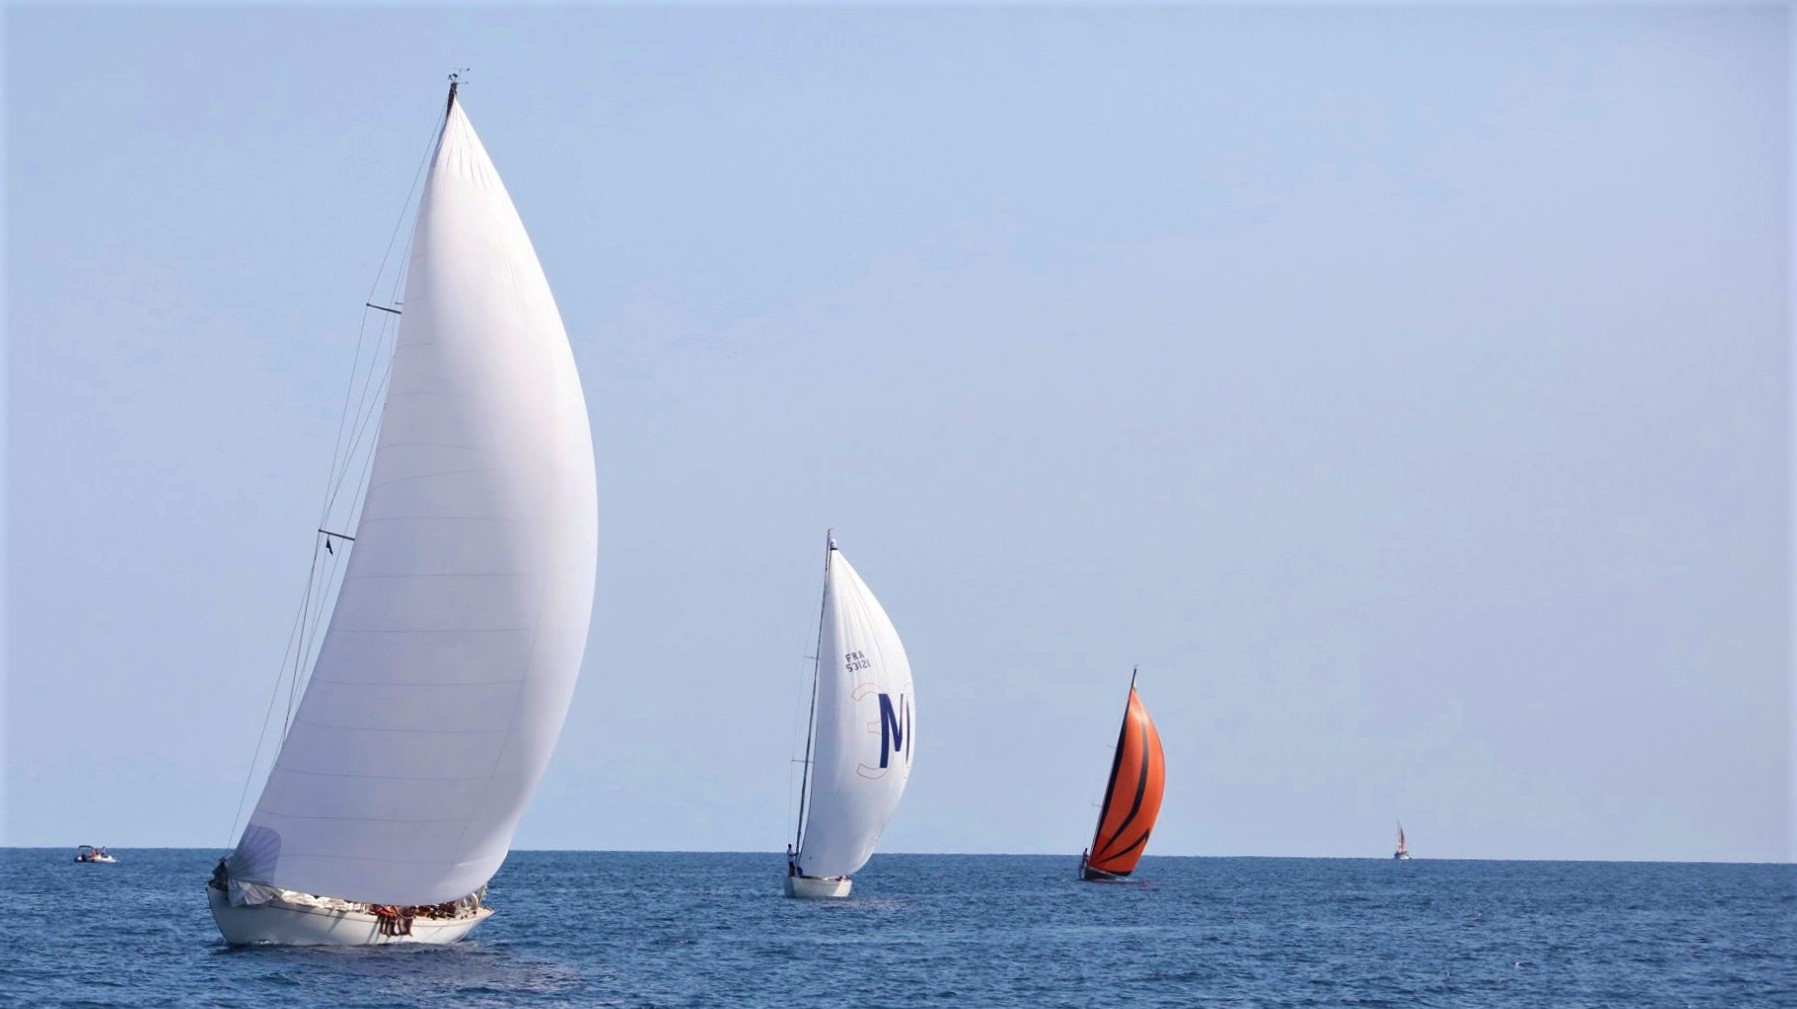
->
{"left": 878, "top": 693, "right": 909, "bottom": 768}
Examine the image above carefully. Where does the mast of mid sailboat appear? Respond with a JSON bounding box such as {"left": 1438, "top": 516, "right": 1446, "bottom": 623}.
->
{"left": 788, "top": 529, "right": 835, "bottom": 876}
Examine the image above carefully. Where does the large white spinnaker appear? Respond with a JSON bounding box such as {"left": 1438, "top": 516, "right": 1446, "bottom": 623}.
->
{"left": 794, "top": 545, "right": 916, "bottom": 880}
{"left": 228, "top": 94, "right": 597, "bottom": 909}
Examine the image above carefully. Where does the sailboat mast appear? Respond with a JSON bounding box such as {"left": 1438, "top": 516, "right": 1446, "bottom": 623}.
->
{"left": 1089, "top": 666, "right": 1139, "bottom": 854}
{"left": 791, "top": 529, "right": 834, "bottom": 858}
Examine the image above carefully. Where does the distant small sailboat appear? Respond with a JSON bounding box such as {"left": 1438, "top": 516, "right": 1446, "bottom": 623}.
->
{"left": 1078, "top": 670, "right": 1166, "bottom": 882}
{"left": 206, "top": 76, "right": 598, "bottom": 946}
{"left": 785, "top": 534, "right": 916, "bottom": 899}
{"left": 1393, "top": 822, "right": 1412, "bottom": 860}
{"left": 74, "top": 845, "right": 116, "bottom": 864}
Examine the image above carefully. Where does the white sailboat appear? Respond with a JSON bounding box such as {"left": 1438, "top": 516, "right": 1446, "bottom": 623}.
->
{"left": 785, "top": 535, "right": 916, "bottom": 899}
{"left": 207, "top": 78, "right": 598, "bottom": 946}
{"left": 1394, "top": 822, "right": 1412, "bottom": 860}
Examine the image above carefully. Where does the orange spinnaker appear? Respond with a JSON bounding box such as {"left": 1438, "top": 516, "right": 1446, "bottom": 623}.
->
{"left": 1086, "top": 685, "right": 1166, "bottom": 876}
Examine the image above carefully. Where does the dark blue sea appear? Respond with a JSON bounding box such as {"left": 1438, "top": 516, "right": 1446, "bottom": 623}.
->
{"left": 3, "top": 849, "right": 1791, "bottom": 1008}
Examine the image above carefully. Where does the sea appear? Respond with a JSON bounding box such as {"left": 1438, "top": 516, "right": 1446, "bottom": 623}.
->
{"left": 3, "top": 849, "right": 1791, "bottom": 1008}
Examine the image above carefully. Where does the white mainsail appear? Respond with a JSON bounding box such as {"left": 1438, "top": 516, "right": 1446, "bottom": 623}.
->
{"left": 228, "top": 96, "right": 597, "bottom": 908}
{"left": 795, "top": 546, "right": 916, "bottom": 879}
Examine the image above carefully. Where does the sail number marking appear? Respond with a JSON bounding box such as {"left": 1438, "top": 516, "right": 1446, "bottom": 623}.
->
{"left": 844, "top": 650, "right": 870, "bottom": 673}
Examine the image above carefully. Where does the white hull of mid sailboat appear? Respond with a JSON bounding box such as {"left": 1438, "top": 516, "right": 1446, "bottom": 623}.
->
{"left": 783, "top": 875, "right": 853, "bottom": 899}
{"left": 206, "top": 887, "right": 492, "bottom": 946}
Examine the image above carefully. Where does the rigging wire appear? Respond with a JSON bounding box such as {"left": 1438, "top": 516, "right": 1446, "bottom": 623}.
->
{"left": 223, "top": 571, "right": 312, "bottom": 847}
{"left": 286, "top": 542, "right": 346, "bottom": 738}
{"left": 219, "top": 107, "right": 443, "bottom": 852}
{"left": 282, "top": 112, "right": 433, "bottom": 732}
{"left": 285, "top": 548, "right": 320, "bottom": 735}
{"left": 325, "top": 350, "right": 396, "bottom": 524}
{"left": 322, "top": 312, "right": 394, "bottom": 512}
{"left": 790, "top": 539, "right": 832, "bottom": 858}
{"left": 785, "top": 650, "right": 815, "bottom": 851}
{"left": 317, "top": 110, "right": 444, "bottom": 518}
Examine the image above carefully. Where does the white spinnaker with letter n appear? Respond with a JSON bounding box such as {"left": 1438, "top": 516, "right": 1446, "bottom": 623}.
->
{"left": 798, "top": 549, "right": 916, "bottom": 878}
{"left": 230, "top": 99, "right": 598, "bottom": 908}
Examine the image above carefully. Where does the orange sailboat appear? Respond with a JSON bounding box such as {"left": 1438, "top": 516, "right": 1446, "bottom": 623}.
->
{"left": 1078, "top": 669, "right": 1167, "bottom": 882}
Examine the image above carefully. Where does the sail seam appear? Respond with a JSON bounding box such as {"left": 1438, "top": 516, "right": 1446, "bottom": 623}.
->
{"left": 270, "top": 768, "right": 506, "bottom": 781}
{"left": 363, "top": 441, "right": 498, "bottom": 451}
{"left": 308, "top": 678, "right": 528, "bottom": 687}
{"left": 288, "top": 720, "right": 508, "bottom": 735}
{"left": 253, "top": 813, "right": 467, "bottom": 824}
{"left": 338, "top": 572, "right": 535, "bottom": 580}
{"left": 323, "top": 627, "right": 532, "bottom": 635}
{"left": 274, "top": 850, "right": 477, "bottom": 866}
{"left": 327, "top": 628, "right": 525, "bottom": 635}
{"left": 445, "top": 609, "right": 543, "bottom": 863}
{"left": 352, "top": 514, "right": 534, "bottom": 523}
{"left": 379, "top": 390, "right": 484, "bottom": 400}
{"left": 366, "top": 467, "right": 502, "bottom": 492}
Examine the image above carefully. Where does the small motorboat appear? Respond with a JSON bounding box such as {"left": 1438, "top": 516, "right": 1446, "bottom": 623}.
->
{"left": 74, "top": 845, "right": 117, "bottom": 863}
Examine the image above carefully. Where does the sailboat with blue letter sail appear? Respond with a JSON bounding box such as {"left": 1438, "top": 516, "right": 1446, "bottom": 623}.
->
{"left": 207, "top": 77, "right": 598, "bottom": 945}
{"left": 785, "top": 534, "right": 916, "bottom": 899}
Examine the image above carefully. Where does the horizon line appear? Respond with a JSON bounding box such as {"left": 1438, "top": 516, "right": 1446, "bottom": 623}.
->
{"left": 3, "top": 846, "right": 1790, "bottom": 867}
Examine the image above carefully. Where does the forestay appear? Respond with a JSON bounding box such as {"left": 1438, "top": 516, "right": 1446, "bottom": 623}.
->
{"left": 230, "top": 99, "right": 598, "bottom": 907}
{"left": 796, "top": 549, "right": 916, "bottom": 878}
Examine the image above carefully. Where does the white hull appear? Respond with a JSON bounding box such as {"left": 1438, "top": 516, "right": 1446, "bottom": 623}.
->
{"left": 783, "top": 875, "right": 852, "bottom": 899}
{"left": 207, "top": 886, "right": 492, "bottom": 946}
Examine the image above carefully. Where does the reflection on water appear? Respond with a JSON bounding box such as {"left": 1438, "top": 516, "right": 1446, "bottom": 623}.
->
{"left": 218, "top": 941, "right": 581, "bottom": 990}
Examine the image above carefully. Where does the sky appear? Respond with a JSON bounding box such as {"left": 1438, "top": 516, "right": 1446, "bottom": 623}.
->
{"left": 4, "top": 4, "right": 1791, "bottom": 863}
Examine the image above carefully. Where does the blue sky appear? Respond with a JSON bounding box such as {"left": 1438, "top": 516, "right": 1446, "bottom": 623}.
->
{"left": 5, "top": 5, "right": 1791, "bottom": 862}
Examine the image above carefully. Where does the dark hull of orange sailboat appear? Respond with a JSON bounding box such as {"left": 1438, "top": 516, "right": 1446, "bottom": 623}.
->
{"left": 1078, "top": 856, "right": 1131, "bottom": 882}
